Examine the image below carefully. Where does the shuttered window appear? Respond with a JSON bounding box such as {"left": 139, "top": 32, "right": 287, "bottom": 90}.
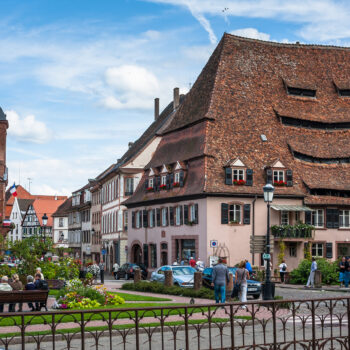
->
{"left": 326, "top": 209, "right": 339, "bottom": 229}
{"left": 340, "top": 210, "right": 350, "bottom": 228}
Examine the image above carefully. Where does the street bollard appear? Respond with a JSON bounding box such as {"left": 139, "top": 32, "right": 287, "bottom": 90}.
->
{"left": 227, "top": 273, "right": 234, "bottom": 297}
{"left": 315, "top": 270, "right": 322, "bottom": 288}
{"left": 164, "top": 270, "right": 173, "bottom": 287}
{"left": 194, "top": 271, "right": 202, "bottom": 291}
{"left": 134, "top": 269, "right": 141, "bottom": 283}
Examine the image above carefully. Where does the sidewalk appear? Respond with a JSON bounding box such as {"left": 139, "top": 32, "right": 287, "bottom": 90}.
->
{"left": 278, "top": 283, "right": 350, "bottom": 293}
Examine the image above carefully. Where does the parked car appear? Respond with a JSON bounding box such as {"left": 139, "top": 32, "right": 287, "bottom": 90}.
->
{"left": 202, "top": 267, "right": 262, "bottom": 299}
{"left": 115, "top": 263, "right": 148, "bottom": 280}
{"left": 150, "top": 265, "right": 196, "bottom": 288}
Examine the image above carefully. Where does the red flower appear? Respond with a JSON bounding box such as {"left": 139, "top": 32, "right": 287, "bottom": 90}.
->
{"left": 160, "top": 184, "right": 166, "bottom": 189}
{"left": 173, "top": 182, "right": 180, "bottom": 187}
{"left": 233, "top": 179, "right": 246, "bottom": 185}
{"left": 146, "top": 187, "right": 154, "bottom": 191}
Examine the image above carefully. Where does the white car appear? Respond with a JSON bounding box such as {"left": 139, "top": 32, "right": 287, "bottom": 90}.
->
{"left": 150, "top": 265, "right": 196, "bottom": 288}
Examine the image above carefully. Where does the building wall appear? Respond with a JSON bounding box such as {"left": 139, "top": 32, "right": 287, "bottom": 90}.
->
{"left": 8, "top": 198, "right": 21, "bottom": 241}
{"left": 53, "top": 216, "right": 68, "bottom": 247}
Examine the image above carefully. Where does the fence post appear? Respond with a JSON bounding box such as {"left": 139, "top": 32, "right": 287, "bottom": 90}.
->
{"left": 134, "top": 269, "right": 141, "bottom": 283}
{"left": 81, "top": 312, "right": 85, "bottom": 350}
{"left": 135, "top": 309, "right": 140, "bottom": 349}
{"left": 164, "top": 270, "right": 173, "bottom": 287}
{"left": 311, "top": 300, "right": 316, "bottom": 350}
{"left": 184, "top": 306, "right": 189, "bottom": 350}
{"left": 194, "top": 271, "right": 202, "bottom": 291}
{"left": 21, "top": 314, "right": 25, "bottom": 350}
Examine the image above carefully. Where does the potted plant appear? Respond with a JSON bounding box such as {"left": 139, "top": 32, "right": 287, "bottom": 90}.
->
{"left": 273, "top": 180, "right": 287, "bottom": 186}
{"left": 173, "top": 182, "right": 180, "bottom": 187}
{"left": 160, "top": 184, "right": 167, "bottom": 190}
{"left": 146, "top": 187, "right": 154, "bottom": 192}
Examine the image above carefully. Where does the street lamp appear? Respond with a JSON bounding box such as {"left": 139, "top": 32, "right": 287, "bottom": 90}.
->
{"left": 42, "top": 213, "right": 48, "bottom": 243}
{"left": 262, "top": 183, "right": 275, "bottom": 300}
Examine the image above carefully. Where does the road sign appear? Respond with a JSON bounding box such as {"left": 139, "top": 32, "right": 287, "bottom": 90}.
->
{"left": 101, "top": 249, "right": 106, "bottom": 255}
{"left": 210, "top": 240, "right": 218, "bottom": 248}
{"left": 263, "top": 253, "right": 271, "bottom": 260}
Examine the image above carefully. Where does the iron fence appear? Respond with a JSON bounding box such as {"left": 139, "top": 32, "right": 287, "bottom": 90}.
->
{"left": 0, "top": 296, "right": 348, "bottom": 349}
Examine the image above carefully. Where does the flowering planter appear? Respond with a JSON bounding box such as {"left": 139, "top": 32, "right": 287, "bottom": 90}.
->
{"left": 146, "top": 187, "right": 154, "bottom": 192}
{"left": 233, "top": 180, "right": 246, "bottom": 186}
{"left": 160, "top": 185, "right": 167, "bottom": 190}
{"left": 273, "top": 181, "right": 287, "bottom": 186}
{"left": 173, "top": 182, "right": 180, "bottom": 188}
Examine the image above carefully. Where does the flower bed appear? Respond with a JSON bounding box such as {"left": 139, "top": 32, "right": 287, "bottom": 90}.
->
{"left": 55, "top": 279, "right": 125, "bottom": 309}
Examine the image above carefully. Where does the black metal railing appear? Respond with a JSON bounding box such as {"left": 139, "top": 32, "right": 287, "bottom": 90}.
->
{"left": 271, "top": 224, "right": 314, "bottom": 239}
{"left": 0, "top": 296, "right": 348, "bottom": 349}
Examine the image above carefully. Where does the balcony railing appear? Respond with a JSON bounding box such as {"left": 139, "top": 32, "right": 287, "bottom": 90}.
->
{"left": 271, "top": 224, "right": 314, "bottom": 239}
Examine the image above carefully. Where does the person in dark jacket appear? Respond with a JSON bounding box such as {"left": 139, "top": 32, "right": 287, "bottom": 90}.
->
{"left": 211, "top": 258, "right": 229, "bottom": 303}
{"left": 33, "top": 273, "right": 45, "bottom": 311}
{"left": 339, "top": 257, "right": 346, "bottom": 287}
{"left": 25, "top": 275, "right": 36, "bottom": 311}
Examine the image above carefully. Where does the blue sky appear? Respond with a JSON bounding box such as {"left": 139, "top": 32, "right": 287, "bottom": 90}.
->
{"left": 3, "top": 0, "right": 350, "bottom": 195}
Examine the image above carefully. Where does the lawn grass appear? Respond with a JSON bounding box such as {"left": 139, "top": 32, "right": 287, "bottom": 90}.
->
{"left": 0, "top": 303, "right": 214, "bottom": 327}
{"left": 49, "top": 289, "right": 172, "bottom": 301}
{"left": 0, "top": 316, "right": 252, "bottom": 338}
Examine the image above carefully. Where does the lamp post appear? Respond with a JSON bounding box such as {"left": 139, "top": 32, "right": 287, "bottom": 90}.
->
{"left": 262, "top": 183, "right": 275, "bottom": 300}
{"left": 42, "top": 213, "right": 48, "bottom": 244}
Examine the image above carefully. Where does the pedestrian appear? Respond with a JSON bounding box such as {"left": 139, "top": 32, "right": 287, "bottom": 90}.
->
{"left": 9, "top": 274, "right": 23, "bottom": 312}
{"left": 99, "top": 261, "right": 105, "bottom": 284}
{"left": 112, "top": 262, "right": 119, "bottom": 279}
{"left": 0, "top": 276, "right": 12, "bottom": 312}
{"left": 235, "top": 261, "right": 250, "bottom": 308}
{"left": 306, "top": 257, "right": 317, "bottom": 288}
{"left": 344, "top": 257, "right": 350, "bottom": 288}
{"left": 339, "top": 257, "right": 346, "bottom": 287}
{"left": 189, "top": 257, "right": 196, "bottom": 268}
{"left": 211, "top": 257, "right": 229, "bottom": 304}
{"left": 25, "top": 275, "right": 36, "bottom": 311}
{"left": 279, "top": 260, "right": 287, "bottom": 284}
{"left": 245, "top": 259, "right": 253, "bottom": 274}
{"left": 35, "top": 268, "right": 44, "bottom": 280}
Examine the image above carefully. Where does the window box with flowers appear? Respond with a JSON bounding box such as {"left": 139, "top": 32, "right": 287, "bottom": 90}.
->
{"left": 146, "top": 187, "right": 154, "bottom": 192}
{"left": 160, "top": 184, "right": 167, "bottom": 190}
{"left": 233, "top": 179, "right": 246, "bottom": 186}
{"left": 186, "top": 220, "right": 195, "bottom": 226}
{"left": 173, "top": 182, "right": 180, "bottom": 188}
{"left": 229, "top": 220, "right": 240, "bottom": 225}
{"left": 273, "top": 181, "right": 287, "bottom": 187}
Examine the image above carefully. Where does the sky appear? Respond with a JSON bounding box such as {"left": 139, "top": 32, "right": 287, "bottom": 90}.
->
{"left": 3, "top": 0, "right": 350, "bottom": 196}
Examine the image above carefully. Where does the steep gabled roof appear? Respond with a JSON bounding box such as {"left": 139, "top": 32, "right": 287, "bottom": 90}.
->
{"left": 32, "top": 198, "right": 67, "bottom": 226}
{"left": 17, "top": 199, "right": 34, "bottom": 213}
{"left": 52, "top": 197, "right": 72, "bottom": 217}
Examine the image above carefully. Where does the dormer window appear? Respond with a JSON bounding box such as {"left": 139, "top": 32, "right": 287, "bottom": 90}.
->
{"left": 266, "top": 160, "right": 293, "bottom": 187}
{"left": 224, "top": 158, "right": 252, "bottom": 186}
{"left": 161, "top": 175, "right": 167, "bottom": 186}
{"left": 273, "top": 170, "right": 285, "bottom": 183}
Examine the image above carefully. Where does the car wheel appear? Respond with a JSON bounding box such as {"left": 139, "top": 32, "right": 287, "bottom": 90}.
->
{"left": 125, "top": 273, "right": 130, "bottom": 280}
{"left": 253, "top": 294, "right": 260, "bottom": 300}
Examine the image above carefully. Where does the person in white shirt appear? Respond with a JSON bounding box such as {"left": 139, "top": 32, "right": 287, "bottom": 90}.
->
{"left": 36, "top": 268, "right": 44, "bottom": 280}
{"left": 112, "top": 263, "right": 119, "bottom": 278}
{"left": 279, "top": 260, "right": 287, "bottom": 283}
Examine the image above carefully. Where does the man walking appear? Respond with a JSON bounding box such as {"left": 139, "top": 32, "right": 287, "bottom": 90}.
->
{"left": 211, "top": 257, "right": 229, "bottom": 304}
{"left": 306, "top": 258, "right": 317, "bottom": 288}
{"left": 99, "top": 261, "right": 105, "bottom": 284}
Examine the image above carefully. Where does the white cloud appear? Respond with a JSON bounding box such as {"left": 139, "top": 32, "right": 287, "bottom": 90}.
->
{"left": 230, "top": 28, "right": 270, "bottom": 41}
{"left": 146, "top": 0, "right": 350, "bottom": 43}
{"left": 6, "top": 110, "right": 51, "bottom": 144}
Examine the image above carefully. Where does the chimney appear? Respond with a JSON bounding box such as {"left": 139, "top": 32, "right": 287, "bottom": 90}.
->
{"left": 154, "top": 98, "right": 159, "bottom": 120}
{"left": 128, "top": 142, "right": 134, "bottom": 149}
{"left": 173, "top": 87, "right": 180, "bottom": 110}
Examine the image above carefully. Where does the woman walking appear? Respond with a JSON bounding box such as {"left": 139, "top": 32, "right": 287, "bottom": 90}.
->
{"left": 234, "top": 260, "right": 250, "bottom": 309}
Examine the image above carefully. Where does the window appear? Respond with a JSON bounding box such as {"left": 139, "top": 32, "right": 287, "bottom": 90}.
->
{"left": 136, "top": 211, "right": 141, "bottom": 228}
{"left": 312, "top": 209, "right": 324, "bottom": 228}
{"left": 149, "top": 209, "right": 154, "bottom": 228}
{"left": 149, "top": 178, "right": 154, "bottom": 188}
{"left": 273, "top": 170, "right": 284, "bottom": 182}
{"left": 281, "top": 211, "right": 289, "bottom": 225}
{"left": 123, "top": 211, "right": 128, "bottom": 231}
{"left": 312, "top": 243, "right": 324, "bottom": 257}
{"left": 190, "top": 205, "right": 196, "bottom": 222}
{"left": 338, "top": 89, "right": 350, "bottom": 97}
{"left": 150, "top": 244, "right": 157, "bottom": 268}
{"left": 125, "top": 178, "right": 134, "bottom": 196}
{"left": 287, "top": 86, "right": 316, "bottom": 97}
{"left": 295, "top": 212, "right": 300, "bottom": 222}
{"left": 233, "top": 169, "right": 244, "bottom": 181}
{"left": 340, "top": 210, "right": 350, "bottom": 228}
{"left": 174, "top": 172, "right": 180, "bottom": 184}
{"left": 289, "top": 243, "right": 297, "bottom": 257}
{"left": 229, "top": 204, "right": 241, "bottom": 224}
{"left": 161, "top": 208, "right": 168, "bottom": 227}
{"left": 161, "top": 175, "right": 167, "bottom": 186}
{"left": 175, "top": 206, "right": 181, "bottom": 226}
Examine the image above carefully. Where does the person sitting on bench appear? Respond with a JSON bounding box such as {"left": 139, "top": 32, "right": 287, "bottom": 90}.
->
{"left": 25, "top": 275, "right": 36, "bottom": 311}
{"left": 0, "top": 276, "right": 13, "bottom": 312}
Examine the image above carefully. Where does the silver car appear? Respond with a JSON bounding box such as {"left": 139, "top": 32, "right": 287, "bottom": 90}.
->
{"left": 150, "top": 265, "right": 196, "bottom": 288}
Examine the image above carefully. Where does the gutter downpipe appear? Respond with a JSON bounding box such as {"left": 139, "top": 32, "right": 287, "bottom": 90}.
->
{"left": 252, "top": 195, "right": 257, "bottom": 265}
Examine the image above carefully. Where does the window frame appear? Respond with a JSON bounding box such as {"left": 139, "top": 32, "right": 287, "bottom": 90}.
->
{"left": 311, "top": 242, "right": 324, "bottom": 258}
{"left": 312, "top": 209, "right": 324, "bottom": 228}
{"left": 228, "top": 204, "right": 241, "bottom": 224}
{"left": 175, "top": 206, "right": 181, "bottom": 226}
{"left": 149, "top": 209, "right": 155, "bottom": 228}
{"left": 281, "top": 211, "right": 289, "bottom": 225}
{"left": 174, "top": 172, "right": 180, "bottom": 184}
{"left": 233, "top": 168, "right": 245, "bottom": 181}
{"left": 136, "top": 211, "right": 141, "bottom": 229}
{"left": 161, "top": 208, "right": 168, "bottom": 227}
{"left": 124, "top": 177, "right": 134, "bottom": 196}
{"left": 273, "top": 170, "right": 285, "bottom": 182}
{"left": 339, "top": 210, "right": 350, "bottom": 228}
{"left": 161, "top": 175, "right": 167, "bottom": 186}
{"left": 149, "top": 177, "right": 154, "bottom": 189}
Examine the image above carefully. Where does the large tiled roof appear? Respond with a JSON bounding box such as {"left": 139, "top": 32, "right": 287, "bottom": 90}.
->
{"left": 52, "top": 197, "right": 72, "bottom": 217}
{"left": 125, "top": 34, "right": 350, "bottom": 207}
{"left": 32, "top": 198, "right": 67, "bottom": 226}
{"left": 6, "top": 185, "right": 32, "bottom": 204}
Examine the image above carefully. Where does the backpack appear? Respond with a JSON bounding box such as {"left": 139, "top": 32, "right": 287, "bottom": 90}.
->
{"left": 282, "top": 264, "right": 287, "bottom": 272}
{"left": 39, "top": 279, "right": 49, "bottom": 290}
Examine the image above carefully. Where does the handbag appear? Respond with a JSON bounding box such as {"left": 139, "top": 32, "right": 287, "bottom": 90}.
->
{"left": 231, "top": 282, "right": 240, "bottom": 298}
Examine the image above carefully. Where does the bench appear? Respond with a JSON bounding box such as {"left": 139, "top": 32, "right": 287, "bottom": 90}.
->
{"left": 0, "top": 290, "right": 49, "bottom": 311}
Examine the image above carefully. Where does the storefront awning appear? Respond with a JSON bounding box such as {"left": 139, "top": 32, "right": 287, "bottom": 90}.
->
{"left": 271, "top": 204, "right": 312, "bottom": 212}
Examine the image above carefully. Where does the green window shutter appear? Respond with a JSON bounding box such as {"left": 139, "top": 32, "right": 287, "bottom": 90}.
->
{"left": 243, "top": 204, "right": 251, "bottom": 224}
{"left": 225, "top": 168, "right": 232, "bottom": 185}
{"left": 221, "top": 203, "right": 229, "bottom": 224}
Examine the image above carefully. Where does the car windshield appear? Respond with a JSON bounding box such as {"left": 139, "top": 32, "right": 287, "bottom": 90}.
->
{"left": 172, "top": 267, "right": 196, "bottom": 276}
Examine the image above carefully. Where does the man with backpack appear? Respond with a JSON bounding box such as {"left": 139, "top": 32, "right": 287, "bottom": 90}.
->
{"left": 279, "top": 260, "right": 287, "bottom": 284}
{"left": 34, "top": 273, "right": 48, "bottom": 311}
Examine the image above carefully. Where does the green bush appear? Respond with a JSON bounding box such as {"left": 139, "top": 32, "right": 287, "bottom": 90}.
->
{"left": 289, "top": 258, "right": 339, "bottom": 285}
{"left": 121, "top": 281, "right": 214, "bottom": 299}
